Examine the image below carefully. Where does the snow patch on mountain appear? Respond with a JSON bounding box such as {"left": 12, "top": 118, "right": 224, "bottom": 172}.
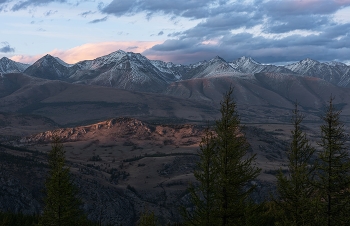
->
{"left": 0, "top": 57, "right": 30, "bottom": 74}
{"left": 14, "top": 50, "right": 350, "bottom": 91}
{"left": 55, "top": 57, "right": 73, "bottom": 67}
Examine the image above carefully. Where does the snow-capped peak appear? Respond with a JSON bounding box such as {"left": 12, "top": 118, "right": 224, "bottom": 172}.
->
{"left": 228, "top": 56, "right": 264, "bottom": 73}
{"left": 236, "top": 56, "right": 261, "bottom": 65}
{"left": 300, "top": 58, "right": 319, "bottom": 65}
{"left": 285, "top": 58, "right": 320, "bottom": 74}
{"left": 325, "top": 61, "right": 348, "bottom": 67}
{"left": 0, "top": 57, "right": 30, "bottom": 73}
{"left": 210, "top": 56, "right": 226, "bottom": 62}
{"left": 55, "top": 57, "right": 72, "bottom": 67}
{"left": 94, "top": 50, "right": 127, "bottom": 64}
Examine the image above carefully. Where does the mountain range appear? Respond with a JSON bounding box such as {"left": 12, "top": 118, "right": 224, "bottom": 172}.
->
{"left": 2, "top": 50, "right": 350, "bottom": 225}
{"left": 2, "top": 50, "right": 350, "bottom": 91}
{"left": 1, "top": 50, "right": 350, "bottom": 128}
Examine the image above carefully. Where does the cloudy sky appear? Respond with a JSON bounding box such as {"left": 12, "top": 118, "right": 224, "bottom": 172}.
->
{"left": 1, "top": 0, "right": 350, "bottom": 65}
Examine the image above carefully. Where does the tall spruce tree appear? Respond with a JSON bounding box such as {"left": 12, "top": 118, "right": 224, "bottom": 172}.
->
{"left": 183, "top": 128, "right": 217, "bottom": 226}
{"left": 39, "top": 136, "right": 87, "bottom": 226}
{"left": 275, "top": 103, "right": 316, "bottom": 226}
{"left": 213, "top": 86, "right": 260, "bottom": 225}
{"left": 315, "top": 97, "right": 350, "bottom": 225}
{"left": 184, "top": 87, "right": 260, "bottom": 226}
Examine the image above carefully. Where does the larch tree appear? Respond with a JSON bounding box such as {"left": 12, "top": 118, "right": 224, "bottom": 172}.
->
{"left": 183, "top": 128, "right": 217, "bottom": 226}
{"left": 213, "top": 86, "right": 261, "bottom": 226}
{"left": 275, "top": 103, "right": 316, "bottom": 226}
{"left": 39, "top": 136, "right": 87, "bottom": 226}
{"left": 184, "top": 86, "right": 260, "bottom": 226}
{"left": 314, "top": 97, "right": 350, "bottom": 226}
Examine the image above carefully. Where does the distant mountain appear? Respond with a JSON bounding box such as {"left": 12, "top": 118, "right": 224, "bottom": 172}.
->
{"left": 23, "top": 54, "right": 77, "bottom": 80}
{"left": 0, "top": 57, "right": 29, "bottom": 74}
{"left": 69, "top": 50, "right": 178, "bottom": 92}
{"left": 24, "top": 50, "right": 180, "bottom": 92}
{"left": 230, "top": 56, "right": 294, "bottom": 74}
{"left": 10, "top": 50, "right": 350, "bottom": 92}
{"left": 285, "top": 58, "right": 350, "bottom": 87}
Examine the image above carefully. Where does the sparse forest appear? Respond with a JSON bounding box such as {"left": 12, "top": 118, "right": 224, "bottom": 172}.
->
{"left": 1, "top": 89, "right": 350, "bottom": 226}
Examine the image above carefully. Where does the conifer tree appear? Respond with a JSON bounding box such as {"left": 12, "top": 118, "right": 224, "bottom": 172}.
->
{"left": 39, "top": 136, "right": 87, "bottom": 226}
{"left": 275, "top": 103, "right": 316, "bottom": 226}
{"left": 213, "top": 86, "right": 260, "bottom": 226}
{"left": 183, "top": 128, "right": 217, "bottom": 226}
{"left": 314, "top": 97, "right": 350, "bottom": 226}
{"left": 184, "top": 86, "right": 260, "bottom": 226}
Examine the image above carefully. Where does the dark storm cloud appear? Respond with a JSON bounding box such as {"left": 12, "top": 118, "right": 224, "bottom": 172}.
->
{"left": 145, "top": 23, "right": 350, "bottom": 65}
{"left": 12, "top": 0, "right": 66, "bottom": 11}
{"left": 100, "top": 0, "right": 136, "bottom": 16}
{"left": 262, "top": 0, "right": 350, "bottom": 16}
{"left": 138, "top": 0, "right": 350, "bottom": 65}
{"left": 5, "top": 0, "right": 349, "bottom": 65}
{"left": 263, "top": 15, "right": 330, "bottom": 34}
{"left": 180, "top": 12, "right": 263, "bottom": 40}
{"left": 259, "top": 0, "right": 350, "bottom": 34}
{"left": 89, "top": 16, "right": 108, "bottom": 23}
{"left": 101, "top": 0, "right": 217, "bottom": 18}
{"left": 0, "top": 42, "right": 15, "bottom": 53}
{"left": 322, "top": 23, "right": 350, "bottom": 39}
{"left": 151, "top": 38, "right": 198, "bottom": 51}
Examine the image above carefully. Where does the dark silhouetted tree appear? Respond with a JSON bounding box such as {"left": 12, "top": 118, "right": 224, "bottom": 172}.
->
{"left": 314, "top": 97, "right": 350, "bottom": 225}
{"left": 184, "top": 87, "right": 260, "bottom": 226}
{"left": 213, "top": 86, "right": 260, "bottom": 226}
{"left": 39, "top": 136, "right": 87, "bottom": 226}
{"left": 183, "top": 128, "right": 216, "bottom": 226}
{"left": 275, "top": 103, "right": 316, "bottom": 226}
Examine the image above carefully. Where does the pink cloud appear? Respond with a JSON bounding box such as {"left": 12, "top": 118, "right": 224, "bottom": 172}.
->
{"left": 10, "top": 41, "right": 162, "bottom": 64}
{"left": 10, "top": 55, "right": 42, "bottom": 64}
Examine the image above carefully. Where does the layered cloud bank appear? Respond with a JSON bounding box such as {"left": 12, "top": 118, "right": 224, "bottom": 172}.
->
{"left": 2, "top": 0, "right": 350, "bottom": 65}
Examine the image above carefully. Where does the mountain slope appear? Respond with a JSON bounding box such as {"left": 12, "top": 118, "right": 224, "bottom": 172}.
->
{"left": 230, "top": 56, "right": 294, "bottom": 74}
{"left": 25, "top": 51, "right": 179, "bottom": 92}
{"left": 19, "top": 50, "right": 350, "bottom": 93}
{"left": 285, "top": 58, "right": 350, "bottom": 87}
{"left": 0, "top": 73, "right": 219, "bottom": 126}
{"left": 70, "top": 50, "right": 178, "bottom": 92}
{"left": 0, "top": 57, "right": 30, "bottom": 74}
{"left": 165, "top": 72, "right": 350, "bottom": 124}
{"left": 23, "top": 54, "right": 75, "bottom": 80}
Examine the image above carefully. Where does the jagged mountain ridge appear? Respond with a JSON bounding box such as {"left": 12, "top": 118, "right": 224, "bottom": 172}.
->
{"left": 0, "top": 57, "right": 30, "bottom": 74}
{"left": 24, "top": 50, "right": 179, "bottom": 93}
{"left": 3, "top": 51, "right": 350, "bottom": 90}
{"left": 285, "top": 58, "right": 350, "bottom": 87}
{"left": 230, "top": 57, "right": 295, "bottom": 74}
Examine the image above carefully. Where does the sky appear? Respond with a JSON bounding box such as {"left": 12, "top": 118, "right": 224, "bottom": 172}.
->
{"left": 1, "top": 0, "right": 350, "bottom": 65}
